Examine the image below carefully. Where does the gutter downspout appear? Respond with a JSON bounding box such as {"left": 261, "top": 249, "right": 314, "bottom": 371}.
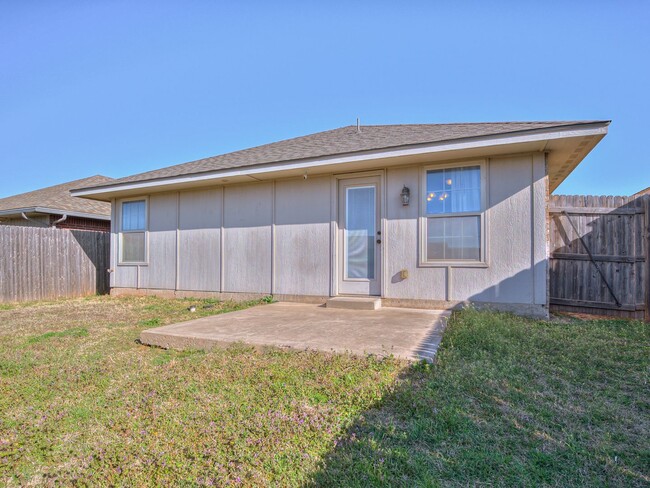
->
{"left": 51, "top": 214, "right": 68, "bottom": 226}
{"left": 20, "top": 212, "right": 68, "bottom": 227}
{"left": 21, "top": 212, "right": 49, "bottom": 227}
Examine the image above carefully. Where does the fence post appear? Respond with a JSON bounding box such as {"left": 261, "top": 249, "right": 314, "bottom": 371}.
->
{"left": 644, "top": 195, "right": 650, "bottom": 323}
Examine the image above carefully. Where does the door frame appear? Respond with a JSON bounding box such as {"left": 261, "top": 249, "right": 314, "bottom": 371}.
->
{"left": 330, "top": 170, "right": 386, "bottom": 297}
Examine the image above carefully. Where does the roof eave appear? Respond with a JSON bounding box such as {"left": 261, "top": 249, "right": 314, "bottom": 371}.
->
{"left": 72, "top": 121, "right": 610, "bottom": 200}
{"left": 0, "top": 207, "right": 111, "bottom": 220}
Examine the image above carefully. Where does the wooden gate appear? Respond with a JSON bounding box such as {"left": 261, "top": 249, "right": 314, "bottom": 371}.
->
{"left": 549, "top": 194, "right": 649, "bottom": 321}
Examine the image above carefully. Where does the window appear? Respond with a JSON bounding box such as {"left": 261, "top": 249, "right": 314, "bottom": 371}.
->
{"left": 120, "top": 200, "right": 147, "bottom": 263}
{"left": 346, "top": 186, "right": 376, "bottom": 279}
{"left": 423, "top": 164, "right": 483, "bottom": 263}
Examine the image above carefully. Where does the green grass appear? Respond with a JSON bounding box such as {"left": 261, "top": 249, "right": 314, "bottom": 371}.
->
{"left": 26, "top": 327, "right": 89, "bottom": 344}
{"left": 0, "top": 298, "right": 647, "bottom": 486}
{"left": 0, "top": 296, "right": 401, "bottom": 486}
{"left": 310, "top": 308, "right": 649, "bottom": 487}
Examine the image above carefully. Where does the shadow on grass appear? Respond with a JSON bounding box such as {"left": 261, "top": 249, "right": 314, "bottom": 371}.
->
{"left": 307, "top": 311, "right": 649, "bottom": 487}
{"left": 306, "top": 363, "right": 480, "bottom": 487}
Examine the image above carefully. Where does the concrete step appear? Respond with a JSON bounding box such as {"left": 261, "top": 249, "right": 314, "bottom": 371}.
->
{"left": 326, "top": 296, "right": 382, "bottom": 310}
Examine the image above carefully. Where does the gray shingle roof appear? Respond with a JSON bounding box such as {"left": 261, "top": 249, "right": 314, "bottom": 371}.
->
{"left": 0, "top": 175, "right": 113, "bottom": 216}
{"left": 79, "top": 121, "right": 606, "bottom": 190}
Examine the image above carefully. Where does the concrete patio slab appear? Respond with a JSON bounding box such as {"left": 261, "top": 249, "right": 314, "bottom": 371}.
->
{"left": 140, "top": 302, "right": 450, "bottom": 361}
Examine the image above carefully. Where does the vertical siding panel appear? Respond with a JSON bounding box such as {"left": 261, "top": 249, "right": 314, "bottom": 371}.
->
{"left": 223, "top": 182, "right": 273, "bottom": 293}
{"left": 141, "top": 193, "right": 178, "bottom": 290}
{"left": 274, "top": 177, "right": 331, "bottom": 296}
{"left": 178, "top": 189, "right": 222, "bottom": 292}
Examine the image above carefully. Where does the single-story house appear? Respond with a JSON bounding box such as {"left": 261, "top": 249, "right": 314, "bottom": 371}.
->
{"left": 0, "top": 175, "right": 113, "bottom": 231}
{"left": 72, "top": 121, "right": 609, "bottom": 318}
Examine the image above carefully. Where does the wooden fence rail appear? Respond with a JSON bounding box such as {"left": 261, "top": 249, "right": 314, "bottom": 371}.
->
{"left": 0, "top": 225, "right": 110, "bottom": 303}
{"left": 549, "top": 194, "right": 649, "bottom": 321}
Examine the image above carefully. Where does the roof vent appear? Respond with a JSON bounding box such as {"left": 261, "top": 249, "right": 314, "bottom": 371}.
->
{"left": 356, "top": 118, "right": 361, "bottom": 133}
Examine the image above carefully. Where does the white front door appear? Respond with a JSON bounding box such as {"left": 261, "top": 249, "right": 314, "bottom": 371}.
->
{"left": 337, "top": 176, "right": 381, "bottom": 296}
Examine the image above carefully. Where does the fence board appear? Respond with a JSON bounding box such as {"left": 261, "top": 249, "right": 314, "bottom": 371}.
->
{"left": 0, "top": 225, "right": 110, "bottom": 303}
{"left": 549, "top": 194, "right": 648, "bottom": 321}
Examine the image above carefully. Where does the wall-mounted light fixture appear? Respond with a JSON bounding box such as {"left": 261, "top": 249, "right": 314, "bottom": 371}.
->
{"left": 400, "top": 185, "right": 411, "bottom": 206}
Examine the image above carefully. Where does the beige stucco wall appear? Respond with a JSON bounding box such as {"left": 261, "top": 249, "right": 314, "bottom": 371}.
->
{"left": 383, "top": 154, "right": 547, "bottom": 312}
{"left": 110, "top": 153, "right": 549, "bottom": 317}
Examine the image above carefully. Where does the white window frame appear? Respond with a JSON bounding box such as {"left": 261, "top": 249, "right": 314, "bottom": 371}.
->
{"left": 118, "top": 196, "right": 149, "bottom": 265}
{"left": 419, "top": 159, "right": 488, "bottom": 268}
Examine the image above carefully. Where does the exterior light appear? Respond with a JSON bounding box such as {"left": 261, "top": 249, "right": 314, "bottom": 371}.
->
{"left": 400, "top": 185, "right": 411, "bottom": 206}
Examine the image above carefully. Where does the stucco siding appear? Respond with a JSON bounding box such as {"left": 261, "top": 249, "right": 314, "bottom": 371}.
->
{"left": 532, "top": 153, "right": 549, "bottom": 305}
{"left": 384, "top": 156, "right": 546, "bottom": 308}
{"left": 178, "top": 189, "right": 222, "bottom": 292}
{"left": 274, "top": 177, "right": 331, "bottom": 296}
{"left": 452, "top": 155, "right": 534, "bottom": 303}
{"left": 384, "top": 166, "right": 447, "bottom": 300}
{"left": 223, "top": 183, "right": 273, "bottom": 293}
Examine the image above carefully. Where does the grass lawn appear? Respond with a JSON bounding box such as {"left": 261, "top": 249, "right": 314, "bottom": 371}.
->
{"left": 1, "top": 297, "right": 648, "bottom": 486}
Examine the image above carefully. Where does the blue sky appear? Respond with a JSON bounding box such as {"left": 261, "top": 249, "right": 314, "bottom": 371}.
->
{"left": 1, "top": 1, "right": 648, "bottom": 198}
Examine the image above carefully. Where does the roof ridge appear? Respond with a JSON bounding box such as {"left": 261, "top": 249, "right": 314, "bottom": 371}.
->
{"left": 358, "top": 120, "right": 608, "bottom": 127}
{"left": 0, "top": 175, "right": 114, "bottom": 202}
{"left": 74, "top": 120, "right": 609, "bottom": 191}
{"left": 0, "top": 175, "right": 112, "bottom": 216}
{"left": 103, "top": 121, "right": 602, "bottom": 183}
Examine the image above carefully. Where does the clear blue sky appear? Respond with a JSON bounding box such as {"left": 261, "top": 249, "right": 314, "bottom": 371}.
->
{"left": 2, "top": 1, "right": 649, "bottom": 198}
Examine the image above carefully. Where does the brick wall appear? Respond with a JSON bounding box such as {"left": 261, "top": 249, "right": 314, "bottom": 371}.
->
{"left": 50, "top": 215, "right": 111, "bottom": 232}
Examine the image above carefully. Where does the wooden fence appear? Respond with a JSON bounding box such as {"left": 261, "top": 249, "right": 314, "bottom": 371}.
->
{"left": 549, "top": 194, "right": 650, "bottom": 321}
{"left": 0, "top": 225, "right": 110, "bottom": 303}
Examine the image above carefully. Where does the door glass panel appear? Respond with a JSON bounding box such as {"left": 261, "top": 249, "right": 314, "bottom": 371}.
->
{"left": 346, "top": 186, "right": 375, "bottom": 279}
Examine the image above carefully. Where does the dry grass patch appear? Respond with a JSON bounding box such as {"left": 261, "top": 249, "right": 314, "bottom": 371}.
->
{"left": 0, "top": 295, "right": 403, "bottom": 486}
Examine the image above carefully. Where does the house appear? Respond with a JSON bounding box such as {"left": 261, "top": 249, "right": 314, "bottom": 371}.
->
{"left": 0, "top": 175, "right": 113, "bottom": 231}
{"left": 72, "top": 121, "right": 609, "bottom": 318}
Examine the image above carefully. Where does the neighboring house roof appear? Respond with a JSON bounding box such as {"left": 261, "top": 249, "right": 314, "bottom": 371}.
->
{"left": 0, "top": 175, "right": 113, "bottom": 220}
{"left": 72, "top": 121, "right": 610, "bottom": 199}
